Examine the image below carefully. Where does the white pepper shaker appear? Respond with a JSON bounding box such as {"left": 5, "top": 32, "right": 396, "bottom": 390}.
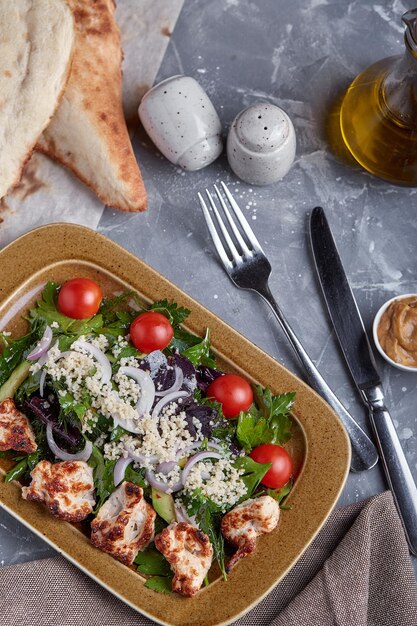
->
{"left": 138, "top": 75, "right": 223, "bottom": 171}
{"left": 227, "top": 103, "right": 296, "bottom": 185}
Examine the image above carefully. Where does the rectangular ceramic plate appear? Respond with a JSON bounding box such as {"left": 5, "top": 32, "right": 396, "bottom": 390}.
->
{"left": 0, "top": 224, "right": 350, "bottom": 626}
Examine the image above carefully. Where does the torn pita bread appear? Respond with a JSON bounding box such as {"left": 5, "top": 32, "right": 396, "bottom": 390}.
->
{"left": 37, "top": 0, "right": 147, "bottom": 212}
{"left": 0, "top": 0, "right": 74, "bottom": 200}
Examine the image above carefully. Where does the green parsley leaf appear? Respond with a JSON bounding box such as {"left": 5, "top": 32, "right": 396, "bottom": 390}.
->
{"left": 135, "top": 548, "right": 171, "bottom": 576}
{"left": 29, "top": 281, "right": 74, "bottom": 330}
{"left": 197, "top": 503, "right": 227, "bottom": 581}
{"left": 236, "top": 387, "right": 295, "bottom": 451}
{"left": 124, "top": 465, "right": 148, "bottom": 492}
{"left": 169, "top": 327, "right": 202, "bottom": 353}
{"left": 233, "top": 456, "right": 271, "bottom": 500}
{"left": 5, "top": 450, "right": 41, "bottom": 483}
{"left": 14, "top": 369, "right": 42, "bottom": 405}
{"left": 267, "top": 478, "right": 293, "bottom": 506}
{"left": 182, "top": 328, "right": 216, "bottom": 367}
{"left": 88, "top": 446, "right": 116, "bottom": 510}
{"left": 149, "top": 299, "right": 190, "bottom": 328}
{"left": 236, "top": 412, "right": 273, "bottom": 452}
{"left": 112, "top": 345, "right": 143, "bottom": 366}
{"left": 58, "top": 391, "right": 89, "bottom": 421}
{"left": 109, "top": 425, "right": 127, "bottom": 442}
{"left": 254, "top": 386, "right": 295, "bottom": 421}
{"left": 99, "top": 291, "right": 142, "bottom": 324}
{"left": 144, "top": 576, "right": 173, "bottom": 594}
{"left": 5, "top": 458, "right": 29, "bottom": 482}
{"left": 0, "top": 332, "right": 36, "bottom": 388}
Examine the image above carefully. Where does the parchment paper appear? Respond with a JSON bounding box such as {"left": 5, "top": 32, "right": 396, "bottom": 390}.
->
{"left": 0, "top": 0, "right": 184, "bottom": 250}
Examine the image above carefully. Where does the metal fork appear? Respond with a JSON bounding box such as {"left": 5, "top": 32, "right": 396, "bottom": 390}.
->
{"left": 198, "top": 181, "right": 379, "bottom": 473}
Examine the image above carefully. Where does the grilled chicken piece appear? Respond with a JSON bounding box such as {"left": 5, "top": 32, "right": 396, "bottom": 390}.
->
{"left": 221, "top": 495, "right": 280, "bottom": 572}
{"left": 0, "top": 398, "right": 37, "bottom": 454}
{"left": 91, "top": 482, "right": 155, "bottom": 566}
{"left": 155, "top": 522, "right": 213, "bottom": 597}
{"left": 22, "top": 460, "right": 95, "bottom": 522}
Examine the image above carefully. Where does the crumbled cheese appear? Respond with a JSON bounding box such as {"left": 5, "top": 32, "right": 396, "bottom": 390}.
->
{"left": 2, "top": 331, "right": 11, "bottom": 337}
{"left": 45, "top": 348, "right": 102, "bottom": 403}
{"left": 154, "top": 467, "right": 182, "bottom": 491}
{"left": 119, "top": 356, "right": 141, "bottom": 368}
{"left": 42, "top": 340, "right": 139, "bottom": 433}
{"left": 112, "top": 336, "right": 128, "bottom": 358}
{"left": 50, "top": 321, "right": 59, "bottom": 329}
{"left": 94, "top": 432, "right": 107, "bottom": 448}
{"left": 81, "top": 409, "right": 98, "bottom": 434}
{"left": 89, "top": 334, "right": 109, "bottom": 351}
{"left": 122, "top": 408, "right": 199, "bottom": 467}
{"left": 182, "top": 459, "right": 246, "bottom": 511}
{"left": 29, "top": 361, "right": 42, "bottom": 374}
{"left": 114, "top": 372, "right": 140, "bottom": 404}
{"left": 103, "top": 440, "right": 127, "bottom": 461}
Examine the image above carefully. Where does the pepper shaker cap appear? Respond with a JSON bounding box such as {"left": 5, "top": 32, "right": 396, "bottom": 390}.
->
{"left": 227, "top": 103, "right": 296, "bottom": 186}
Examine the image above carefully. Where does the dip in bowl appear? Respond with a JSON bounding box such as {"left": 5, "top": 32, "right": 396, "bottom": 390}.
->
{"left": 373, "top": 293, "right": 417, "bottom": 371}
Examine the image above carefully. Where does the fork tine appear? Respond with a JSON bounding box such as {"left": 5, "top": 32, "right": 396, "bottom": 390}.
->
{"left": 213, "top": 184, "right": 252, "bottom": 257}
{"left": 205, "top": 189, "right": 242, "bottom": 264}
{"left": 220, "top": 181, "right": 264, "bottom": 253}
{"left": 198, "top": 192, "right": 233, "bottom": 270}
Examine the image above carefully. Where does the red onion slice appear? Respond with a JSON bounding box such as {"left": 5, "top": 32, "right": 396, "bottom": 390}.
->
{"left": 152, "top": 390, "right": 189, "bottom": 419}
{"left": 157, "top": 461, "right": 177, "bottom": 474}
{"left": 155, "top": 366, "right": 184, "bottom": 397}
{"left": 207, "top": 441, "right": 225, "bottom": 453}
{"left": 74, "top": 341, "right": 112, "bottom": 384}
{"left": 112, "top": 414, "right": 143, "bottom": 435}
{"left": 27, "top": 326, "right": 53, "bottom": 361}
{"left": 145, "top": 468, "right": 183, "bottom": 494}
{"left": 39, "top": 370, "right": 47, "bottom": 398}
{"left": 114, "top": 456, "right": 133, "bottom": 486}
{"left": 38, "top": 347, "right": 72, "bottom": 398}
{"left": 174, "top": 504, "right": 198, "bottom": 527}
{"left": 122, "top": 443, "right": 159, "bottom": 465}
{"left": 118, "top": 366, "right": 155, "bottom": 415}
{"left": 46, "top": 423, "right": 92, "bottom": 462}
{"left": 176, "top": 439, "right": 202, "bottom": 460}
{"left": 181, "top": 451, "right": 222, "bottom": 485}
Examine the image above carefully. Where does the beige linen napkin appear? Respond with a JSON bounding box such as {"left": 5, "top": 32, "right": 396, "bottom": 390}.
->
{"left": 0, "top": 491, "right": 416, "bottom": 626}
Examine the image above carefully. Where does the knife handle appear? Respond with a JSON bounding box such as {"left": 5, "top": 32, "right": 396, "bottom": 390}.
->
{"left": 363, "top": 386, "right": 417, "bottom": 555}
{"left": 257, "top": 285, "right": 379, "bottom": 472}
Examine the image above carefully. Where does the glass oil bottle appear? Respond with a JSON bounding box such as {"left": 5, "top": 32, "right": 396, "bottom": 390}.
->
{"left": 340, "top": 9, "right": 417, "bottom": 185}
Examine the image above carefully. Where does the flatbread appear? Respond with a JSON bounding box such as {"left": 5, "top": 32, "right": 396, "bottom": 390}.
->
{"left": 0, "top": 0, "right": 74, "bottom": 200}
{"left": 37, "top": 0, "right": 147, "bottom": 212}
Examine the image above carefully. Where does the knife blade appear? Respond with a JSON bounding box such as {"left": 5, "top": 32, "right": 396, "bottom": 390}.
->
{"left": 310, "top": 206, "right": 417, "bottom": 556}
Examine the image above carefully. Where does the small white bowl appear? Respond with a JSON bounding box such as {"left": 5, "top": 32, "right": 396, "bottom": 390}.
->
{"left": 373, "top": 293, "right": 417, "bottom": 372}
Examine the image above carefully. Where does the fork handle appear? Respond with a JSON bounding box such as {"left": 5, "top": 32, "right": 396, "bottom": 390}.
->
{"left": 257, "top": 285, "right": 379, "bottom": 473}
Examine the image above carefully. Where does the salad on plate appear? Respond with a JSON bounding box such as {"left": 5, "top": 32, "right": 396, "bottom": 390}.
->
{"left": 0, "top": 278, "right": 298, "bottom": 597}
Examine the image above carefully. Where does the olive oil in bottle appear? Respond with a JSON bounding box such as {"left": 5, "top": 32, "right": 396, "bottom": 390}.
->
{"left": 340, "top": 9, "right": 417, "bottom": 185}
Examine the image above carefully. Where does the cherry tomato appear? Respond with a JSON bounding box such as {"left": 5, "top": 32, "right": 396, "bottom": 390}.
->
{"left": 130, "top": 311, "right": 174, "bottom": 353}
{"left": 207, "top": 373, "right": 253, "bottom": 418}
{"left": 57, "top": 278, "right": 102, "bottom": 319}
{"left": 249, "top": 443, "right": 293, "bottom": 488}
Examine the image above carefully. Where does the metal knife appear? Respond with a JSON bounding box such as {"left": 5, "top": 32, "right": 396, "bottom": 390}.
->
{"left": 310, "top": 206, "right": 417, "bottom": 555}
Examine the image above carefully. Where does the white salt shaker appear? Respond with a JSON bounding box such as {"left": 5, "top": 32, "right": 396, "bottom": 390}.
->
{"left": 138, "top": 75, "right": 223, "bottom": 171}
{"left": 227, "top": 103, "right": 296, "bottom": 185}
